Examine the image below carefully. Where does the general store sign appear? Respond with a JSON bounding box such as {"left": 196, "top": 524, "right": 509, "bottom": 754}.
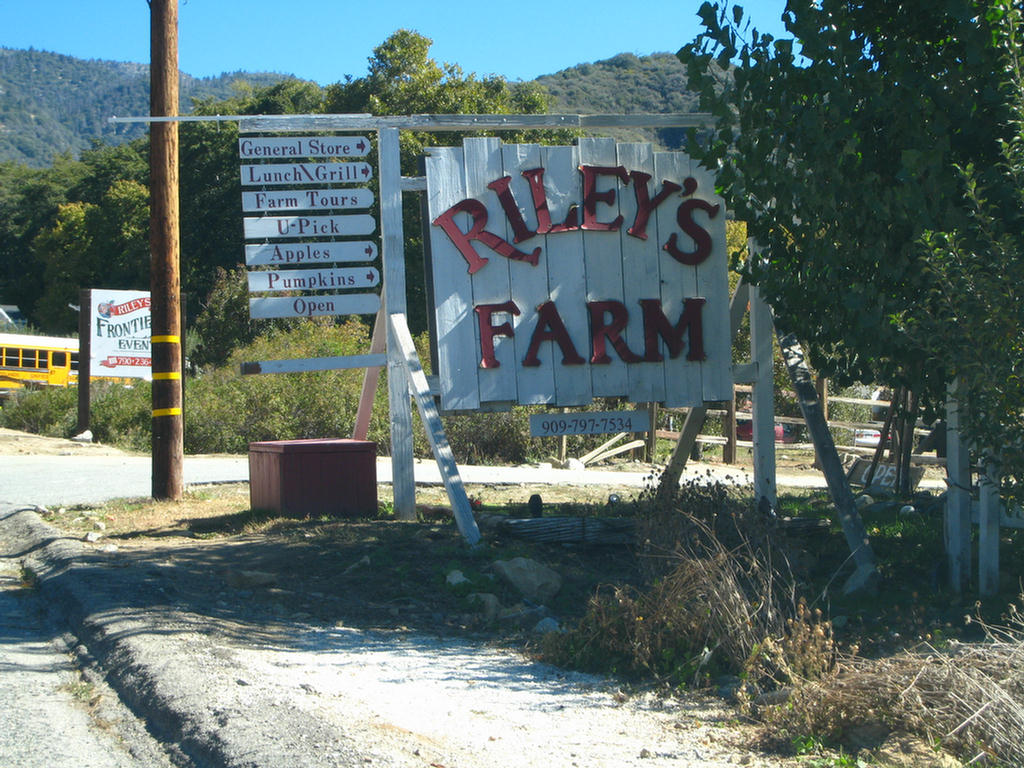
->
{"left": 425, "top": 137, "right": 731, "bottom": 411}
{"left": 89, "top": 289, "right": 152, "bottom": 379}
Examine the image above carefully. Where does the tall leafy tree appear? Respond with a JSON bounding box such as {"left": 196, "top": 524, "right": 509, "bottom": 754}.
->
{"left": 680, "top": 0, "right": 1013, "bottom": 404}
{"left": 913, "top": 2, "right": 1024, "bottom": 499}
{"left": 680, "top": 0, "right": 1024, "bottom": 502}
{"left": 325, "top": 29, "right": 567, "bottom": 333}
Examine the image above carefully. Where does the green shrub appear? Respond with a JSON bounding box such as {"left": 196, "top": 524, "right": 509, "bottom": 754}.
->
{"left": 184, "top": 318, "right": 393, "bottom": 454}
{"left": 89, "top": 381, "right": 152, "bottom": 451}
{"left": 0, "top": 386, "right": 78, "bottom": 436}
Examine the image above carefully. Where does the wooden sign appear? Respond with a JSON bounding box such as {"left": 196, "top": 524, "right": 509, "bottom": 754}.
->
{"left": 249, "top": 293, "right": 381, "bottom": 320}
{"left": 247, "top": 267, "right": 380, "bottom": 293}
{"left": 243, "top": 214, "right": 376, "bottom": 240}
{"left": 241, "top": 188, "right": 373, "bottom": 213}
{"left": 425, "top": 137, "right": 731, "bottom": 411}
{"left": 238, "top": 136, "right": 370, "bottom": 159}
{"left": 245, "top": 241, "right": 377, "bottom": 266}
{"left": 240, "top": 161, "right": 372, "bottom": 186}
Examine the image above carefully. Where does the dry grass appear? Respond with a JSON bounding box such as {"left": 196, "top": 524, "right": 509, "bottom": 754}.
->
{"left": 759, "top": 596, "right": 1024, "bottom": 766}
{"left": 544, "top": 481, "right": 839, "bottom": 689}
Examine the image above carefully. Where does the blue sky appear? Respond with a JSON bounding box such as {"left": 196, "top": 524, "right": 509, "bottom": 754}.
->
{"left": 0, "top": 1, "right": 790, "bottom": 84}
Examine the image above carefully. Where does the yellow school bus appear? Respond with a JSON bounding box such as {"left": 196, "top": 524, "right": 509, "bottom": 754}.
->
{"left": 0, "top": 333, "right": 78, "bottom": 393}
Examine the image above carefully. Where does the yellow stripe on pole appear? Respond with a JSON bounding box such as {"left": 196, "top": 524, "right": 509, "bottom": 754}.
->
{"left": 152, "top": 335, "right": 180, "bottom": 344}
{"left": 152, "top": 372, "right": 181, "bottom": 380}
{"left": 152, "top": 407, "right": 182, "bottom": 417}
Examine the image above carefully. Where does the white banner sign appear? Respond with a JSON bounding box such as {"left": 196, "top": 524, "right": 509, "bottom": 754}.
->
{"left": 240, "top": 161, "right": 373, "bottom": 186}
{"left": 249, "top": 293, "right": 381, "bottom": 320}
{"left": 244, "top": 241, "right": 377, "bottom": 267}
{"left": 241, "top": 188, "right": 374, "bottom": 213}
{"left": 243, "top": 214, "right": 376, "bottom": 240}
{"left": 247, "top": 266, "right": 380, "bottom": 293}
{"left": 425, "top": 138, "right": 731, "bottom": 411}
{"left": 89, "top": 289, "right": 152, "bottom": 380}
{"left": 238, "top": 136, "right": 370, "bottom": 159}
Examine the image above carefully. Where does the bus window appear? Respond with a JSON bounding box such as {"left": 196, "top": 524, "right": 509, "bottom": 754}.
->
{"left": 26, "top": 349, "right": 41, "bottom": 369}
{"left": 52, "top": 351, "right": 67, "bottom": 368}
{"left": 3, "top": 347, "right": 18, "bottom": 367}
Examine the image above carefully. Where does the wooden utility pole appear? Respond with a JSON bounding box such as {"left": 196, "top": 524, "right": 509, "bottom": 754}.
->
{"left": 149, "top": 0, "right": 183, "bottom": 499}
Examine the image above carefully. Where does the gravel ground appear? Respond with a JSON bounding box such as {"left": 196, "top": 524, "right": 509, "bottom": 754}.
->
{"left": 5, "top": 508, "right": 797, "bottom": 768}
{"left": 0, "top": 427, "right": 803, "bottom": 767}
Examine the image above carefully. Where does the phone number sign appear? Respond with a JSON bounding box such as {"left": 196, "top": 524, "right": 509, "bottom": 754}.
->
{"left": 529, "top": 409, "right": 651, "bottom": 437}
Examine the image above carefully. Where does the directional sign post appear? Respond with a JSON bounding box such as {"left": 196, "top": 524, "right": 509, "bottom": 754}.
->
{"left": 238, "top": 136, "right": 371, "bottom": 159}
{"left": 244, "top": 241, "right": 378, "bottom": 266}
{"left": 239, "top": 133, "right": 382, "bottom": 343}
{"left": 243, "top": 214, "right": 377, "bottom": 240}
{"left": 246, "top": 266, "right": 380, "bottom": 293}
{"left": 240, "top": 161, "right": 373, "bottom": 186}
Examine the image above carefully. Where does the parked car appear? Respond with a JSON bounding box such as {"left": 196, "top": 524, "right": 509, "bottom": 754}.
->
{"left": 736, "top": 419, "right": 799, "bottom": 443}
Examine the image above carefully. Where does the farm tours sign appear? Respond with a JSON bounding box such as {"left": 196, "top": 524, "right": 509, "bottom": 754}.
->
{"left": 90, "top": 289, "right": 152, "bottom": 379}
{"left": 239, "top": 135, "right": 381, "bottom": 321}
{"left": 425, "top": 137, "right": 731, "bottom": 411}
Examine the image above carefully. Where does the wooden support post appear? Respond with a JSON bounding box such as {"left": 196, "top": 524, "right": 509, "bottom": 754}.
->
{"left": 149, "top": 0, "right": 183, "bottom": 500}
{"left": 812, "top": 376, "right": 827, "bottom": 468}
{"left": 656, "top": 277, "right": 750, "bottom": 503}
{"left": 645, "top": 402, "right": 658, "bottom": 462}
{"left": 390, "top": 313, "right": 480, "bottom": 545}
{"left": 379, "top": 127, "right": 416, "bottom": 521}
{"left": 352, "top": 296, "right": 386, "bottom": 441}
{"left": 722, "top": 389, "right": 737, "bottom": 465}
{"left": 945, "top": 384, "right": 972, "bottom": 592}
{"left": 750, "top": 284, "right": 776, "bottom": 509}
{"left": 76, "top": 289, "right": 91, "bottom": 434}
{"left": 979, "top": 460, "right": 1001, "bottom": 597}
{"left": 777, "top": 329, "right": 877, "bottom": 593}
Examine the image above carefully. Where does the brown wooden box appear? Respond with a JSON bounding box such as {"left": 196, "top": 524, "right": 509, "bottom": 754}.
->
{"left": 248, "top": 439, "right": 377, "bottom": 518}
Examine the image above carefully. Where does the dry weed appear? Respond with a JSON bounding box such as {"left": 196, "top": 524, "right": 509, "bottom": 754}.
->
{"left": 758, "top": 595, "right": 1024, "bottom": 766}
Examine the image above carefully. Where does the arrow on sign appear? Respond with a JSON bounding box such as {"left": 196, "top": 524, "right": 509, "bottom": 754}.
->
{"left": 362, "top": 166, "right": 370, "bottom": 177}
{"left": 365, "top": 245, "right": 374, "bottom": 256}
{"left": 356, "top": 140, "right": 366, "bottom": 152}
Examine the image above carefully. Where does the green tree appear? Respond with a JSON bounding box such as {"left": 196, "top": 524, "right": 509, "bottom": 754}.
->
{"left": 0, "top": 155, "right": 88, "bottom": 326}
{"left": 325, "top": 29, "right": 568, "bottom": 333}
{"left": 913, "top": 2, "right": 1024, "bottom": 499}
{"left": 31, "top": 177, "right": 150, "bottom": 327}
{"left": 680, "top": 0, "right": 1012, "bottom": 403}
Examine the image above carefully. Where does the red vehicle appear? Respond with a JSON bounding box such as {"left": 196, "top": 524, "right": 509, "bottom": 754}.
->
{"left": 736, "top": 419, "right": 798, "bottom": 443}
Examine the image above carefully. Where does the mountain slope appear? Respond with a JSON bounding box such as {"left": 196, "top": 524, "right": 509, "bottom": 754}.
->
{"left": 0, "top": 47, "right": 699, "bottom": 167}
{"left": 0, "top": 47, "right": 286, "bottom": 166}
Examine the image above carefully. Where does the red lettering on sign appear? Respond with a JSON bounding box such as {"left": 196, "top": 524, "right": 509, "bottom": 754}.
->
{"left": 664, "top": 198, "right": 720, "bottom": 265}
{"left": 475, "top": 301, "right": 520, "bottom": 368}
{"left": 640, "top": 298, "right": 706, "bottom": 362}
{"left": 587, "top": 301, "right": 642, "bottom": 364}
{"left": 487, "top": 176, "right": 536, "bottom": 244}
{"left": 432, "top": 199, "right": 540, "bottom": 274}
{"left": 580, "top": 165, "right": 630, "bottom": 231}
{"left": 523, "top": 301, "right": 585, "bottom": 367}
{"left": 627, "top": 172, "right": 684, "bottom": 240}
